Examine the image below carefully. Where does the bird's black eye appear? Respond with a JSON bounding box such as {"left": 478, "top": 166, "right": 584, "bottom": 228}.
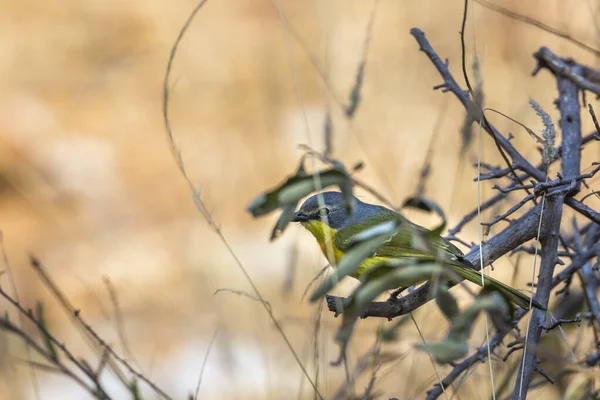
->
{"left": 318, "top": 207, "right": 330, "bottom": 218}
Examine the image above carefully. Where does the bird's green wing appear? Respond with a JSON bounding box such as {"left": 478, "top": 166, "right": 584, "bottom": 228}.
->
{"left": 377, "top": 222, "right": 464, "bottom": 261}
{"left": 335, "top": 213, "right": 545, "bottom": 310}
{"left": 335, "top": 212, "right": 463, "bottom": 262}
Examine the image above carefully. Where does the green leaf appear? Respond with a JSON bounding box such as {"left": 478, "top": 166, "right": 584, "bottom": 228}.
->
{"left": 379, "top": 315, "right": 411, "bottom": 342}
{"left": 36, "top": 302, "right": 58, "bottom": 362}
{"left": 448, "top": 291, "right": 509, "bottom": 343}
{"left": 247, "top": 157, "right": 356, "bottom": 238}
{"left": 564, "top": 373, "right": 595, "bottom": 400}
{"left": 247, "top": 160, "right": 354, "bottom": 218}
{"left": 270, "top": 203, "right": 297, "bottom": 241}
{"left": 415, "top": 340, "right": 468, "bottom": 364}
{"left": 130, "top": 378, "right": 141, "bottom": 400}
{"left": 413, "top": 290, "right": 511, "bottom": 363}
{"left": 401, "top": 196, "right": 447, "bottom": 237}
{"left": 435, "top": 283, "right": 459, "bottom": 321}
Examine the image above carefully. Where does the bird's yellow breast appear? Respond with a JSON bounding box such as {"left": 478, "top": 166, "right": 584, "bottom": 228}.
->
{"left": 301, "top": 220, "right": 343, "bottom": 264}
{"left": 301, "top": 220, "right": 387, "bottom": 279}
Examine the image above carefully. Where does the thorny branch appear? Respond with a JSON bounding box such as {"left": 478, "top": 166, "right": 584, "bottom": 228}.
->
{"left": 412, "top": 27, "right": 600, "bottom": 224}
{"left": 577, "top": 224, "right": 600, "bottom": 333}
{"left": 513, "top": 57, "right": 582, "bottom": 400}
{"left": 323, "top": 27, "right": 600, "bottom": 399}
{"left": 512, "top": 195, "right": 563, "bottom": 400}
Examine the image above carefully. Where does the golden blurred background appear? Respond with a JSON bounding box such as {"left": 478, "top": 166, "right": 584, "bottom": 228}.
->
{"left": 0, "top": 0, "right": 599, "bottom": 398}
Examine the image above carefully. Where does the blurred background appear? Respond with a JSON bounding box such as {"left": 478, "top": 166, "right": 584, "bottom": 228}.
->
{"left": 0, "top": 0, "right": 599, "bottom": 398}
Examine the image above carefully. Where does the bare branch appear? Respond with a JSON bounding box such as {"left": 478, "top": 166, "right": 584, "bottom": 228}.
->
{"left": 578, "top": 224, "right": 600, "bottom": 333}
{"left": 587, "top": 104, "right": 600, "bottom": 140}
{"left": 411, "top": 27, "right": 546, "bottom": 185}
{"left": 587, "top": 349, "right": 600, "bottom": 366}
{"left": 542, "top": 317, "right": 581, "bottom": 332}
{"left": 447, "top": 191, "right": 507, "bottom": 237}
{"left": 515, "top": 197, "right": 563, "bottom": 400}
{"left": 534, "top": 365, "right": 555, "bottom": 385}
{"left": 411, "top": 27, "right": 598, "bottom": 226}
{"left": 476, "top": 131, "right": 598, "bottom": 181}
{"left": 503, "top": 343, "right": 525, "bottom": 362}
{"left": 513, "top": 70, "right": 580, "bottom": 400}
{"left": 565, "top": 197, "right": 600, "bottom": 224}
{"left": 533, "top": 47, "right": 600, "bottom": 96}
{"left": 425, "top": 317, "right": 518, "bottom": 400}
{"left": 481, "top": 193, "right": 536, "bottom": 232}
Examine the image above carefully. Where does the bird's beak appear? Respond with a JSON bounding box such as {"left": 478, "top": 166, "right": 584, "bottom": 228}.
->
{"left": 292, "top": 211, "right": 309, "bottom": 222}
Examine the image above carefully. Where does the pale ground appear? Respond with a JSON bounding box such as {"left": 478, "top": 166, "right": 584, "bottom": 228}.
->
{"left": 0, "top": 0, "right": 599, "bottom": 399}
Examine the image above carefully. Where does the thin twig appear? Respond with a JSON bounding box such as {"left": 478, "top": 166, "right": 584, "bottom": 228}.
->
{"left": 193, "top": 328, "right": 218, "bottom": 400}
{"left": 534, "top": 365, "right": 555, "bottom": 384}
{"left": 0, "top": 318, "right": 101, "bottom": 399}
{"left": 102, "top": 276, "right": 134, "bottom": 363}
{"left": 503, "top": 344, "right": 525, "bottom": 362}
{"left": 300, "top": 266, "right": 329, "bottom": 302}
{"left": 418, "top": 97, "right": 450, "bottom": 198}
{"left": 474, "top": 0, "right": 600, "bottom": 57}
{"left": 162, "top": 2, "right": 323, "bottom": 397}
{"left": 587, "top": 104, "right": 600, "bottom": 140}
{"left": 73, "top": 310, "right": 173, "bottom": 400}
{"left": 0, "top": 233, "right": 40, "bottom": 399}
{"left": 476, "top": 131, "right": 597, "bottom": 181}
{"left": 481, "top": 193, "right": 536, "bottom": 231}
{"left": 542, "top": 317, "right": 581, "bottom": 332}
{"left": 0, "top": 286, "right": 112, "bottom": 399}
{"left": 447, "top": 192, "right": 507, "bottom": 237}
{"left": 344, "top": 0, "right": 378, "bottom": 119}
{"left": 213, "top": 288, "right": 272, "bottom": 312}
{"left": 29, "top": 256, "right": 130, "bottom": 386}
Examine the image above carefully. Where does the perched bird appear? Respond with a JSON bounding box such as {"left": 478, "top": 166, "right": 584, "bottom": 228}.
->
{"left": 292, "top": 191, "right": 542, "bottom": 310}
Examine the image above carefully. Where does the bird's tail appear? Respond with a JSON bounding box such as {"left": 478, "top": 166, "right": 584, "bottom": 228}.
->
{"left": 449, "top": 261, "right": 546, "bottom": 311}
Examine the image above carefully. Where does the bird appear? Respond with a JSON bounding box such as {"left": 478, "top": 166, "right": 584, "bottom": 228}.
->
{"left": 292, "top": 191, "right": 543, "bottom": 310}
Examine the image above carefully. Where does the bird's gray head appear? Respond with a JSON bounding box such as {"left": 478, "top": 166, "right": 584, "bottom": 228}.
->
{"left": 291, "top": 191, "right": 351, "bottom": 230}
{"left": 292, "top": 191, "right": 388, "bottom": 230}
